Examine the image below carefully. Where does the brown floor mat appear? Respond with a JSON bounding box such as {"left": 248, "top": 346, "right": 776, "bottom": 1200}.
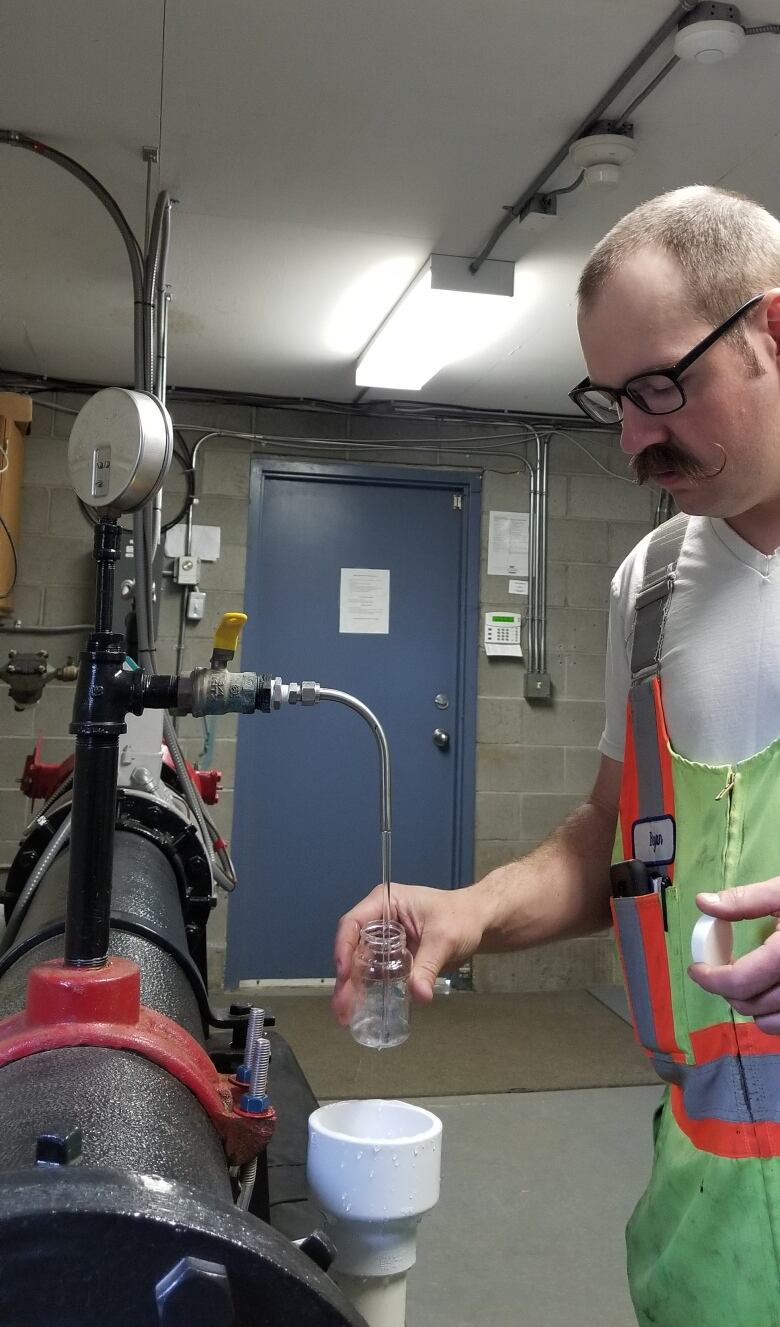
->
{"left": 249, "top": 990, "right": 658, "bottom": 1099}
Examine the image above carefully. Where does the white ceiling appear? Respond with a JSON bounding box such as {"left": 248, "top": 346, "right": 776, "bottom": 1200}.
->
{"left": 2, "top": 0, "right": 779, "bottom": 414}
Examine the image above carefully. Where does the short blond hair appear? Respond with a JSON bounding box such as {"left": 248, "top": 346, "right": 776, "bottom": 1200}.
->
{"left": 578, "top": 186, "right": 780, "bottom": 362}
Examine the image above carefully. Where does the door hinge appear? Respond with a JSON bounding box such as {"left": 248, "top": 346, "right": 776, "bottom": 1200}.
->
{"left": 452, "top": 493, "right": 463, "bottom": 511}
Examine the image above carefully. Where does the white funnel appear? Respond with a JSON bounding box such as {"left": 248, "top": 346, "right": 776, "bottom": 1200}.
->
{"left": 307, "top": 1099, "right": 442, "bottom": 1327}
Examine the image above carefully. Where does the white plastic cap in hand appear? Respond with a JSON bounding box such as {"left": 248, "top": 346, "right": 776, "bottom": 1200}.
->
{"left": 691, "top": 913, "right": 734, "bottom": 966}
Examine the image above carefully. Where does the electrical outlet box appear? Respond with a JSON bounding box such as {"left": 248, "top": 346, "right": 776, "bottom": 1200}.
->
{"left": 524, "top": 671, "right": 552, "bottom": 701}
{"left": 176, "top": 555, "right": 200, "bottom": 586}
{"left": 186, "top": 590, "right": 206, "bottom": 622}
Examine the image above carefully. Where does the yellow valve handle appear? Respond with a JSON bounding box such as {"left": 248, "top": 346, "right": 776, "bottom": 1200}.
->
{"left": 213, "top": 612, "right": 247, "bottom": 655}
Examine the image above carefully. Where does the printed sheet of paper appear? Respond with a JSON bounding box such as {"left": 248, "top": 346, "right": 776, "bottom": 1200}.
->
{"left": 339, "top": 568, "right": 390, "bottom": 634}
{"left": 508, "top": 578, "right": 529, "bottom": 596}
{"left": 164, "top": 524, "right": 221, "bottom": 561}
{"left": 487, "top": 511, "right": 529, "bottom": 577}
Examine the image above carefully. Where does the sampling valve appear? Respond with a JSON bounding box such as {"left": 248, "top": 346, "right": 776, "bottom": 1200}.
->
{"left": 176, "top": 612, "right": 322, "bottom": 716}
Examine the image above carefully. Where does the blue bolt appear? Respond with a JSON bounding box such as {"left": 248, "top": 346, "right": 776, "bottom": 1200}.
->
{"left": 240, "top": 1092, "right": 270, "bottom": 1113}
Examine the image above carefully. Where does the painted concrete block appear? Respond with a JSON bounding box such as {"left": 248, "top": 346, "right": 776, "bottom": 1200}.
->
{"left": 477, "top": 744, "right": 564, "bottom": 794}
{"left": 569, "top": 475, "right": 654, "bottom": 523}
{"left": 475, "top": 792, "right": 524, "bottom": 840}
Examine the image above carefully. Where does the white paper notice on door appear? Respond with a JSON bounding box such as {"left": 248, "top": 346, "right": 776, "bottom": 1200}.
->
{"left": 487, "top": 511, "right": 529, "bottom": 578}
{"left": 339, "top": 568, "right": 390, "bottom": 634}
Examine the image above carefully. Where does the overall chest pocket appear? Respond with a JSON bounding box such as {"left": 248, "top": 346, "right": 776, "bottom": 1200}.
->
{"left": 612, "top": 887, "right": 686, "bottom": 1062}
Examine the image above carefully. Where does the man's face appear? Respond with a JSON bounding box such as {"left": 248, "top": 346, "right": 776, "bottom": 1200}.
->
{"left": 577, "top": 249, "right": 780, "bottom": 519}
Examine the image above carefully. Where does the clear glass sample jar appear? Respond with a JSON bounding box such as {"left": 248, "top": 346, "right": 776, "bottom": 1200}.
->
{"left": 349, "top": 920, "right": 412, "bottom": 1049}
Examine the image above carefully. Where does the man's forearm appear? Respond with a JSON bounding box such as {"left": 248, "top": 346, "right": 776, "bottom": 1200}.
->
{"left": 472, "top": 797, "right": 616, "bottom": 953}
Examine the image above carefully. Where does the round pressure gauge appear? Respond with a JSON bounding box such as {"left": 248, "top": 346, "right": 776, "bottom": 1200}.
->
{"left": 67, "top": 388, "right": 173, "bottom": 514}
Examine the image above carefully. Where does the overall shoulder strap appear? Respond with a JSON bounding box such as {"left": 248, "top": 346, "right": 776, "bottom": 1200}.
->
{"left": 630, "top": 511, "right": 690, "bottom": 683}
{"left": 620, "top": 512, "right": 690, "bottom": 874}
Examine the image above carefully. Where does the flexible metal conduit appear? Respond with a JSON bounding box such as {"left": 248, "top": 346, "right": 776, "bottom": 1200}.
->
{"left": 470, "top": 0, "right": 699, "bottom": 271}
{"left": 0, "top": 131, "right": 146, "bottom": 393}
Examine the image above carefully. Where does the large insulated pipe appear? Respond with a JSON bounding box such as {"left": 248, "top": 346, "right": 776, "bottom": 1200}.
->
{"left": 307, "top": 1099, "right": 442, "bottom": 1327}
{"left": 0, "top": 828, "right": 229, "bottom": 1191}
{"left": 0, "top": 828, "right": 369, "bottom": 1327}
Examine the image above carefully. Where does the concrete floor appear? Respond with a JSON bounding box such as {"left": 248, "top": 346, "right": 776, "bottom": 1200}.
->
{"left": 403, "top": 1085, "right": 663, "bottom": 1327}
{"left": 252, "top": 981, "right": 660, "bottom": 1325}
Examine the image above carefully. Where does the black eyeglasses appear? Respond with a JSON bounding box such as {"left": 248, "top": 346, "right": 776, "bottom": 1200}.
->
{"left": 569, "top": 293, "right": 764, "bottom": 426}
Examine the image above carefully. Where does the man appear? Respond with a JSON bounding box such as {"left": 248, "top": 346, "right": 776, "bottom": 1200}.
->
{"left": 332, "top": 185, "right": 780, "bottom": 1325}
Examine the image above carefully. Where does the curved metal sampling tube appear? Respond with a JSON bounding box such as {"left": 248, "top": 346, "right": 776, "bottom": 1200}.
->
{"left": 317, "top": 688, "right": 392, "bottom": 886}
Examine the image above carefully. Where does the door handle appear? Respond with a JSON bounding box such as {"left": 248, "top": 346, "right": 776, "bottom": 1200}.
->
{"left": 433, "top": 728, "right": 450, "bottom": 750}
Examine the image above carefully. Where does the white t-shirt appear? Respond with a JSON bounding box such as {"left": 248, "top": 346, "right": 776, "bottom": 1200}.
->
{"left": 600, "top": 515, "right": 780, "bottom": 767}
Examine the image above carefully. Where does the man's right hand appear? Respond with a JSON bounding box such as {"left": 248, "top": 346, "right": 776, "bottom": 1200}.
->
{"left": 331, "top": 883, "right": 485, "bottom": 1025}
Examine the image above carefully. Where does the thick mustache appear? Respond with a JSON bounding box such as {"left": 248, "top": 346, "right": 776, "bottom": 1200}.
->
{"left": 631, "top": 443, "right": 726, "bottom": 486}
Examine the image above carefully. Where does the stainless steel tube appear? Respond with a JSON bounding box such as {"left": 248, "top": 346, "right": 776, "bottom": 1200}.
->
{"left": 317, "top": 688, "right": 392, "bottom": 880}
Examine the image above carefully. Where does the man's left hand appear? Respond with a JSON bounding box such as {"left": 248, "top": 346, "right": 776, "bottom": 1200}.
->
{"left": 688, "top": 881, "right": 780, "bottom": 1033}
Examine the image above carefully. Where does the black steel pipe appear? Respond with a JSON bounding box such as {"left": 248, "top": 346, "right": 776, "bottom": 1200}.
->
{"left": 94, "top": 519, "right": 121, "bottom": 634}
{"left": 64, "top": 735, "right": 121, "bottom": 965}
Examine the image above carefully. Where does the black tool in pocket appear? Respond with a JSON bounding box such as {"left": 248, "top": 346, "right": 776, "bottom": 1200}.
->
{"left": 611, "top": 858, "right": 672, "bottom": 926}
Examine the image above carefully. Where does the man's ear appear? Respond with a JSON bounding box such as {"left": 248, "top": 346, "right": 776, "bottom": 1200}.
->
{"left": 764, "top": 290, "right": 780, "bottom": 353}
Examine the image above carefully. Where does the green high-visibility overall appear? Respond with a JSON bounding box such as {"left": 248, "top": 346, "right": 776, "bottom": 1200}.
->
{"left": 613, "top": 513, "right": 780, "bottom": 1327}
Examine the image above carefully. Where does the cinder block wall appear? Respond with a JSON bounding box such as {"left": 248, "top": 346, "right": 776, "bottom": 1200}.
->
{"left": 0, "top": 394, "right": 655, "bottom": 989}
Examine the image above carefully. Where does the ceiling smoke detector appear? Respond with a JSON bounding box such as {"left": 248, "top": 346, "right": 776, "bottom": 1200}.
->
{"left": 569, "top": 132, "right": 637, "bottom": 191}
{"left": 674, "top": 4, "right": 745, "bottom": 63}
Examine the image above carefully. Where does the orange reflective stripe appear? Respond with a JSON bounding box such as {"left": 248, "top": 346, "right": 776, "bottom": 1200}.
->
{"left": 637, "top": 894, "right": 685, "bottom": 1059}
{"left": 691, "top": 1022, "right": 780, "bottom": 1062}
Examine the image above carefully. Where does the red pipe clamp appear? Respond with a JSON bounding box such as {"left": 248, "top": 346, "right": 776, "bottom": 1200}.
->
{"left": 0, "top": 957, "right": 274, "bottom": 1167}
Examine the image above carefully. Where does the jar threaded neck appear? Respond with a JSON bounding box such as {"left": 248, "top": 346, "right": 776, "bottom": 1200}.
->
{"left": 361, "top": 920, "right": 406, "bottom": 952}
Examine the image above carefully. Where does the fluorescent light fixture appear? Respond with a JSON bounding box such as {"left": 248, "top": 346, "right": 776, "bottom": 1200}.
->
{"left": 325, "top": 256, "right": 420, "bottom": 356}
{"left": 355, "top": 254, "right": 516, "bottom": 391}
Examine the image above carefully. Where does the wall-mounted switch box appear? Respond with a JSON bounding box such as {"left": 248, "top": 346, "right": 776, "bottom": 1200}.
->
{"left": 524, "top": 671, "right": 552, "bottom": 701}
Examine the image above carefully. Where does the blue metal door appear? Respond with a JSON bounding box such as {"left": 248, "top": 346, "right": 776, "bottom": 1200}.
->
{"left": 226, "top": 461, "right": 480, "bottom": 981}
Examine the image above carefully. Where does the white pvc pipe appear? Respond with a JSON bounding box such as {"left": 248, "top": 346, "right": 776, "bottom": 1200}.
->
{"left": 307, "top": 1099, "right": 443, "bottom": 1327}
{"left": 333, "top": 1272, "right": 408, "bottom": 1327}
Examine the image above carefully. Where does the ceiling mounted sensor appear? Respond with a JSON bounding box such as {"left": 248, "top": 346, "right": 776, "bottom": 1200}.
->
{"left": 568, "top": 127, "right": 637, "bottom": 191}
{"left": 674, "top": 3, "right": 745, "bottom": 63}
{"left": 355, "top": 254, "right": 516, "bottom": 392}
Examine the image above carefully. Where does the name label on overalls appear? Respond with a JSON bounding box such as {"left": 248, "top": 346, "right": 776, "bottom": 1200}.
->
{"left": 632, "top": 815, "right": 676, "bottom": 867}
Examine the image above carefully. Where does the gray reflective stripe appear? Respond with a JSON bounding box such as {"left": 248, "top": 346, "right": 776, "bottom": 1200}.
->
{"left": 630, "top": 512, "right": 689, "bottom": 681}
{"left": 630, "top": 681, "right": 664, "bottom": 824}
{"left": 613, "top": 896, "right": 659, "bottom": 1052}
{"left": 650, "top": 1052, "right": 780, "bottom": 1124}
